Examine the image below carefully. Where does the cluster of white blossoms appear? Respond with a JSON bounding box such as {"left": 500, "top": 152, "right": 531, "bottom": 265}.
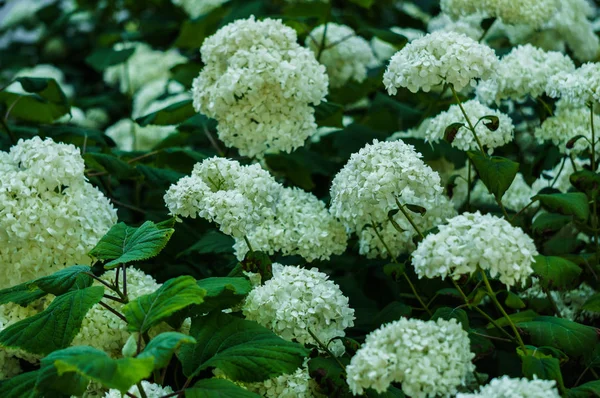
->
{"left": 243, "top": 361, "right": 323, "bottom": 398}
{"left": 383, "top": 31, "right": 498, "bottom": 94}
{"left": 132, "top": 79, "right": 190, "bottom": 119}
{"left": 233, "top": 187, "right": 347, "bottom": 262}
{"left": 59, "top": 106, "right": 109, "bottom": 130}
{"left": 71, "top": 268, "right": 164, "bottom": 357}
{"left": 7, "top": 63, "right": 74, "bottom": 98}
{"left": 425, "top": 100, "right": 514, "bottom": 152}
{"left": 164, "top": 157, "right": 280, "bottom": 238}
{"left": 242, "top": 264, "right": 355, "bottom": 357}
{"left": 522, "top": 279, "right": 598, "bottom": 321}
{"left": 476, "top": 45, "right": 575, "bottom": 104}
{"left": 427, "top": 13, "right": 483, "bottom": 40}
{"left": 532, "top": 157, "right": 590, "bottom": 194}
{"left": 371, "top": 28, "right": 424, "bottom": 64}
{"left": 470, "top": 173, "right": 534, "bottom": 211}
{"left": 440, "top": 0, "right": 558, "bottom": 29}
{"left": 305, "top": 23, "right": 376, "bottom": 88}
{"left": 171, "top": 0, "right": 229, "bottom": 18}
{"left": 457, "top": 376, "right": 560, "bottom": 398}
{"left": 0, "top": 137, "right": 117, "bottom": 289}
{"left": 412, "top": 212, "right": 537, "bottom": 287}
{"left": 104, "top": 42, "right": 186, "bottom": 94}
{"left": 534, "top": 106, "right": 600, "bottom": 155}
{"left": 192, "top": 16, "right": 328, "bottom": 158}
{"left": 547, "top": 63, "right": 600, "bottom": 107}
{"left": 104, "top": 381, "right": 174, "bottom": 398}
{"left": 346, "top": 317, "right": 474, "bottom": 397}
{"left": 105, "top": 119, "right": 176, "bottom": 152}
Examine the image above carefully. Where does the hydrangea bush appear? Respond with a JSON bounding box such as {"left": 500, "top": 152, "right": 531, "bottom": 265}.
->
{"left": 0, "top": 0, "right": 599, "bottom": 397}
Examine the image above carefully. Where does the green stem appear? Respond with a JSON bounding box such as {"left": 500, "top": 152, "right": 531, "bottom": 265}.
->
{"left": 394, "top": 198, "right": 424, "bottom": 239}
{"left": 243, "top": 236, "right": 254, "bottom": 254}
{"left": 591, "top": 103, "right": 596, "bottom": 171}
{"left": 307, "top": 328, "right": 346, "bottom": 372}
{"left": 136, "top": 382, "right": 148, "bottom": 398}
{"left": 450, "top": 85, "right": 486, "bottom": 154}
{"left": 467, "top": 161, "right": 472, "bottom": 212}
{"left": 496, "top": 197, "right": 512, "bottom": 221}
{"left": 479, "top": 269, "right": 526, "bottom": 351}
{"left": 543, "top": 288, "right": 562, "bottom": 318}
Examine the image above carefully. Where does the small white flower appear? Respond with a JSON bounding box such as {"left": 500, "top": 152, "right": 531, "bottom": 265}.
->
{"left": 104, "top": 381, "right": 174, "bottom": 398}
{"left": 456, "top": 375, "right": 560, "bottom": 397}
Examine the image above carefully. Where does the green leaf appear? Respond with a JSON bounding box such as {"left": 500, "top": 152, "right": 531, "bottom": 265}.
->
{"left": 0, "top": 370, "right": 39, "bottom": 398}
{"left": 135, "top": 100, "right": 196, "bottom": 127}
{"left": 185, "top": 379, "right": 261, "bottom": 398}
{"left": 383, "top": 263, "right": 406, "bottom": 282}
{"left": 241, "top": 251, "right": 273, "bottom": 282}
{"left": 532, "top": 255, "right": 582, "bottom": 291}
{"left": 29, "top": 265, "right": 93, "bottom": 295}
{"left": 174, "top": 6, "right": 229, "bottom": 49}
{"left": 178, "top": 230, "right": 234, "bottom": 257}
{"left": 517, "top": 316, "right": 599, "bottom": 357}
{"left": 85, "top": 47, "right": 135, "bottom": 72}
{"left": 314, "top": 101, "right": 344, "bottom": 128}
{"left": 431, "top": 307, "right": 469, "bottom": 330}
{"left": 404, "top": 204, "right": 427, "bottom": 215}
{"left": 15, "top": 77, "right": 68, "bottom": 104}
{"left": 570, "top": 170, "right": 600, "bottom": 197}
{"left": 84, "top": 153, "right": 137, "bottom": 179}
{"left": 349, "top": 0, "right": 375, "bottom": 8}
{"left": 504, "top": 291, "right": 526, "bottom": 309}
{"left": 363, "top": 28, "right": 407, "bottom": 46}
{"left": 567, "top": 381, "right": 600, "bottom": 398}
{"left": 89, "top": 221, "right": 175, "bottom": 269}
{"left": 521, "top": 354, "right": 565, "bottom": 394}
{"left": 566, "top": 135, "right": 588, "bottom": 150}
{"left": 582, "top": 293, "right": 600, "bottom": 312}
{"left": 138, "top": 332, "right": 196, "bottom": 369}
{"left": 0, "top": 286, "right": 104, "bottom": 355}
{"left": 196, "top": 277, "right": 253, "bottom": 313}
{"left": 467, "top": 151, "right": 520, "bottom": 199}
{"left": 123, "top": 276, "right": 205, "bottom": 334}
{"left": 52, "top": 346, "right": 154, "bottom": 392}
{"left": 487, "top": 309, "right": 539, "bottom": 329}
{"left": 0, "top": 283, "right": 46, "bottom": 306}
{"left": 534, "top": 192, "right": 590, "bottom": 222}
{"left": 137, "top": 164, "right": 185, "bottom": 186}
{"left": 0, "top": 79, "right": 70, "bottom": 123}
{"left": 307, "top": 356, "right": 350, "bottom": 397}
{"left": 444, "top": 122, "right": 464, "bottom": 144}
{"left": 479, "top": 115, "right": 499, "bottom": 131}
{"left": 372, "top": 301, "right": 412, "bottom": 328}
{"left": 532, "top": 213, "right": 572, "bottom": 235}
{"left": 36, "top": 347, "right": 97, "bottom": 397}
{"left": 179, "top": 312, "right": 309, "bottom": 381}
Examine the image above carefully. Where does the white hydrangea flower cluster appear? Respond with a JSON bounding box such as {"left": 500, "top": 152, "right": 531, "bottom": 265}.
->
{"left": 412, "top": 212, "right": 537, "bottom": 287}
{"left": 132, "top": 79, "right": 188, "bottom": 119}
{"left": 104, "top": 381, "right": 174, "bottom": 398}
{"left": 425, "top": 99, "right": 514, "bottom": 152}
{"left": 456, "top": 375, "right": 560, "bottom": 398}
{"left": 330, "top": 139, "right": 444, "bottom": 233}
{"left": 547, "top": 63, "right": 600, "bottom": 107}
{"left": 522, "top": 279, "right": 598, "bottom": 321}
{"left": 233, "top": 187, "right": 348, "bottom": 262}
{"left": 171, "top": 0, "right": 229, "bottom": 18}
{"left": 104, "top": 42, "right": 186, "bottom": 94}
{"left": 59, "top": 107, "right": 110, "bottom": 130}
{"left": 0, "top": 137, "right": 117, "bottom": 289}
{"left": 305, "top": 23, "right": 376, "bottom": 88}
{"left": 383, "top": 31, "right": 498, "bottom": 94}
{"left": 358, "top": 195, "right": 457, "bottom": 259}
{"left": 427, "top": 13, "right": 483, "bottom": 40}
{"left": 192, "top": 16, "right": 328, "bottom": 158}
{"left": 0, "top": 350, "right": 21, "bottom": 381}
{"left": 470, "top": 173, "right": 534, "bottom": 211}
{"left": 243, "top": 264, "right": 355, "bottom": 357}
{"left": 243, "top": 361, "right": 323, "bottom": 398}
{"left": 440, "top": 0, "right": 558, "bottom": 29}
{"left": 164, "top": 157, "right": 281, "bottom": 238}
{"left": 8, "top": 63, "right": 74, "bottom": 98}
{"left": 532, "top": 157, "right": 590, "bottom": 194}
{"left": 72, "top": 268, "right": 163, "bottom": 356}
{"left": 346, "top": 317, "right": 475, "bottom": 397}
{"left": 476, "top": 44, "right": 575, "bottom": 104}
{"left": 534, "top": 106, "right": 600, "bottom": 155}
{"left": 105, "top": 119, "right": 176, "bottom": 152}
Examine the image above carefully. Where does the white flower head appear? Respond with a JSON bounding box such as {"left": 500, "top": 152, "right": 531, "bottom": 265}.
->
{"left": 534, "top": 106, "right": 600, "bottom": 155}
{"left": 243, "top": 264, "right": 355, "bottom": 356}
{"left": 164, "top": 157, "right": 281, "bottom": 238}
{"left": 192, "top": 16, "right": 328, "bottom": 158}
{"left": 306, "top": 23, "right": 376, "bottom": 88}
{"left": 243, "top": 360, "right": 322, "bottom": 398}
{"left": 104, "top": 381, "right": 174, "bottom": 398}
{"left": 105, "top": 119, "right": 176, "bottom": 152}
{"left": 456, "top": 375, "right": 560, "bottom": 398}
{"left": 383, "top": 31, "right": 498, "bottom": 94}
{"left": 346, "top": 317, "right": 475, "bottom": 397}
{"left": 7, "top": 64, "right": 74, "bottom": 98}
{"left": 547, "top": 63, "right": 600, "bottom": 107}
{"left": 427, "top": 13, "right": 484, "bottom": 40}
{"left": 412, "top": 212, "right": 538, "bottom": 287}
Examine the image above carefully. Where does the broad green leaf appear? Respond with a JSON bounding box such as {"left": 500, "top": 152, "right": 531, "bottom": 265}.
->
{"left": 534, "top": 192, "right": 590, "bottom": 222}
{"left": 84, "top": 153, "right": 137, "bottom": 179}
{"left": 521, "top": 354, "right": 565, "bottom": 394}
{"left": 567, "top": 381, "right": 600, "bottom": 398}
{"left": 179, "top": 312, "right": 309, "bottom": 381}
{"left": 431, "top": 307, "right": 469, "bottom": 330}
{"left": 85, "top": 47, "right": 135, "bottom": 72}
{"left": 174, "top": 6, "right": 229, "bottom": 49}
{"left": 40, "top": 124, "right": 111, "bottom": 146}
{"left": 241, "top": 251, "right": 273, "bottom": 282}
{"left": 383, "top": 263, "right": 406, "bottom": 282}
{"left": 363, "top": 28, "right": 407, "bottom": 46}
{"left": 185, "top": 379, "right": 260, "bottom": 398}
{"left": 195, "top": 277, "right": 253, "bottom": 313}
{"left": 532, "top": 255, "right": 582, "bottom": 291}
{"left": 137, "top": 164, "right": 185, "bottom": 186}
{"left": 0, "top": 283, "right": 45, "bottom": 306}
{"left": 15, "top": 77, "right": 68, "bottom": 104}
{"left": 532, "top": 213, "right": 572, "bottom": 235}
{"left": 517, "top": 316, "right": 598, "bottom": 357}
{"left": 171, "top": 63, "right": 203, "bottom": 88}
{"left": 29, "top": 265, "right": 93, "bottom": 295}
{"left": 136, "top": 100, "right": 195, "bottom": 127}
{"left": 178, "top": 230, "right": 234, "bottom": 257}
{"left": 35, "top": 347, "right": 96, "bottom": 397}
{"left": 570, "top": 170, "right": 600, "bottom": 196}
{"left": 487, "top": 309, "right": 539, "bottom": 329}
{"left": 479, "top": 115, "right": 500, "bottom": 131}
{"left": 444, "top": 122, "right": 464, "bottom": 144}
{"left": 0, "top": 370, "right": 39, "bottom": 398}
{"left": 123, "top": 276, "right": 205, "bottom": 333}
{"left": 0, "top": 91, "right": 68, "bottom": 123}
{"left": 504, "top": 291, "right": 526, "bottom": 309}
{"left": 0, "top": 286, "right": 104, "bottom": 355}
{"left": 469, "top": 329, "right": 494, "bottom": 358}
{"left": 138, "top": 332, "right": 196, "bottom": 369}
{"left": 349, "top": 0, "right": 375, "bottom": 8}
{"left": 89, "top": 221, "right": 175, "bottom": 269}
{"left": 467, "top": 151, "right": 519, "bottom": 199}
{"left": 52, "top": 346, "right": 154, "bottom": 392}
{"left": 582, "top": 293, "right": 600, "bottom": 312}
{"left": 307, "top": 356, "right": 350, "bottom": 397}
{"left": 372, "top": 301, "right": 412, "bottom": 328}
{"left": 315, "top": 101, "right": 344, "bottom": 128}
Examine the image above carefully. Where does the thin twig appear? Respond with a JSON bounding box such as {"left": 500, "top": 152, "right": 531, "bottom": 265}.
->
{"left": 307, "top": 328, "right": 346, "bottom": 372}
{"left": 98, "top": 301, "right": 127, "bottom": 323}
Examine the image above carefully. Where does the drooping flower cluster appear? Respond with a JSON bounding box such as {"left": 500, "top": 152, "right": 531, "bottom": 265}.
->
{"left": 534, "top": 106, "right": 600, "bottom": 155}
{"left": 476, "top": 44, "right": 575, "bottom": 104}
{"left": 547, "top": 63, "right": 600, "bottom": 107}
{"left": 305, "top": 23, "right": 376, "bottom": 88}
{"left": 242, "top": 264, "right": 355, "bottom": 357}
{"left": 456, "top": 376, "right": 560, "bottom": 398}
{"left": 412, "top": 212, "right": 537, "bottom": 287}
{"left": 104, "top": 381, "right": 174, "bottom": 398}
{"left": 164, "top": 157, "right": 281, "bottom": 238}
{"left": 192, "top": 16, "right": 328, "bottom": 158}
{"left": 425, "top": 99, "right": 514, "bottom": 152}
{"left": 104, "top": 42, "right": 186, "bottom": 94}
{"left": 233, "top": 186, "right": 348, "bottom": 262}
{"left": 440, "top": 0, "right": 558, "bottom": 29}
{"left": 0, "top": 137, "right": 117, "bottom": 289}
{"left": 346, "top": 317, "right": 475, "bottom": 397}
{"left": 171, "top": 0, "right": 229, "bottom": 18}
{"left": 383, "top": 31, "right": 498, "bottom": 94}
